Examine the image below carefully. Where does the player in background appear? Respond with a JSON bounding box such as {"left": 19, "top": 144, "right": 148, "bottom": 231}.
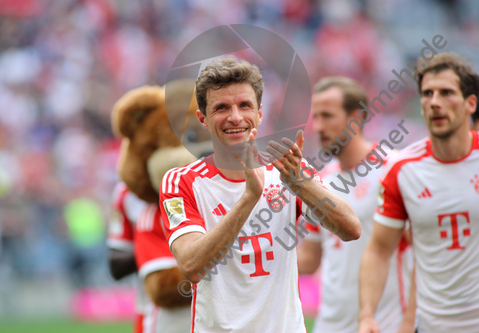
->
{"left": 107, "top": 182, "right": 147, "bottom": 333}
{"left": 358, "top": 52, "right": 479, "bottom": 333}
{"left": 160, "top": 56, "right": 361, "bottom": 332}
{"left": 296, "top": 77, "right": 414, "bottom": 333}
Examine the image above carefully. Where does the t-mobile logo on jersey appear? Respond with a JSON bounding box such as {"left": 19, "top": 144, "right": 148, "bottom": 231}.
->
{"left": 438, "top": 211, "right": 471, "bottom": 250}
{"left": 239, "top": 233, "right": 275, "bottom": 277}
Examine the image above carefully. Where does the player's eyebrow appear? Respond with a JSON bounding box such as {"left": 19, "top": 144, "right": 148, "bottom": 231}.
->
{"left": 238, "top": 99, "right": 254, "bottom": 106}
{"left": 210, "top": 101, "right": 229, "bottom": 110}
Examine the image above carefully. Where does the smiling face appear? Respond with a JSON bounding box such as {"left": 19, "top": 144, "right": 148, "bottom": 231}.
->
{"left": 420, "top": 69, "right": 476, "bottom": 139}
{"left": 312, "top": 86, "right": 355, "bottom": 149}
{"left": 196, "top": 82, "right": 263, "bottom": 147}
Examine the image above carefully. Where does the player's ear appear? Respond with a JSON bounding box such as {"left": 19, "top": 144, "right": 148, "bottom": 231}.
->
{"left": 465, "top": 94, "right": 477, "bottom": 116}
{"left": 196, "top": 109, "right": 208, "bottom": 130}
{"left": 257, "top": 104, "right": 263, "bottom": 126}
{"left": 351, "top": 109, "right": 362, "bottom": 126}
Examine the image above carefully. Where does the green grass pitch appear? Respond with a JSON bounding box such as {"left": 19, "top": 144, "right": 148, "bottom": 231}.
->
{"left": 0, "top": 318, "right": 315, "bottom": 332}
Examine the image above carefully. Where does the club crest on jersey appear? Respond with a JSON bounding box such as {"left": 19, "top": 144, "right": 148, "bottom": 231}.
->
{"left": 263, "top": 184, "right": 286, "bottom": 210}
{"left": 163, "top": 197, "right": 187, "bottom": 228}
{"left": 471, "top": 174, "right": 479, "bottom": 194}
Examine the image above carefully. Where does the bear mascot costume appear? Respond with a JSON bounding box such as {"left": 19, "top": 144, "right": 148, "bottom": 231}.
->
{"left": 108, "top": 79, "right": 211, "bottom": 333}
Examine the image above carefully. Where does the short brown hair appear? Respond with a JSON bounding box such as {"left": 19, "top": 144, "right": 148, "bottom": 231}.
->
{"left": 195, "top": 56, "right": 264, "bottom": 115}
{"left": 313, "top": 76, "right": 369, "bottom": 114}
{"left": 417, "top": 52, "right": 479, "bottom": 102}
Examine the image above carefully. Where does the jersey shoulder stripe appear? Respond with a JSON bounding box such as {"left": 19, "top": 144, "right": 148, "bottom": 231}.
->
{"left": 380, "top": 138, "right": 430, "bottom": 181}
{"left": 161, "top": 159, "right": 213, "bottom": 194}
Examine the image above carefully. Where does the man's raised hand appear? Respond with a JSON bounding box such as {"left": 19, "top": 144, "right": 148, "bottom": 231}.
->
{"left": 266, "top": 130, "right": 305, "bottom": 185}
{"left": 244, "top": 129, "right": 264, "bottom": 200}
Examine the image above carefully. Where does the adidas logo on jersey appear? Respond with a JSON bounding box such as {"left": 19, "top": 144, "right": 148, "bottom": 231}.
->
{"left": 212, "top": 203, "right": 227, "bottom": 216}
{"left": 417, "top": 187, "right": 432, "bottom": 198}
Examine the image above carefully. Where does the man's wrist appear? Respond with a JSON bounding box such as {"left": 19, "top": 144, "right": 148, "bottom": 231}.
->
{"left": 358, "top": 308, "right": 375, "bottom": 322}
{"left": 240, "top": 191, "right": 261, "bottom": 206}
{"left": 291, "top": 176, "right": 322, "bottom": 197}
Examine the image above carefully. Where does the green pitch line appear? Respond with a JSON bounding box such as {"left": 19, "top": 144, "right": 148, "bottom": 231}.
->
{"left": 0, "top": 318, "right": 315, "bottom": 332}
{"left": 0, "top": 320, "right": 132, "bottom": 333}
{"left": 305, "top": 317, "right": 315, "bottom": 331}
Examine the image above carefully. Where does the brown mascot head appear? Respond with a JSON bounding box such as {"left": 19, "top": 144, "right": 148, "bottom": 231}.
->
{"left": 111, "top": 79, "right": 212, "bottom": 203}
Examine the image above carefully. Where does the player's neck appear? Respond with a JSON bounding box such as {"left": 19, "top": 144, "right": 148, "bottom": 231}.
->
{"left": 337, "top": 135, "right": 372, "bottom": 169}
{"left": 212, "top": 153, "right": 246, "bottom": 180}
{"left": 430, "top": 125, "right": 473, "bottom": 162}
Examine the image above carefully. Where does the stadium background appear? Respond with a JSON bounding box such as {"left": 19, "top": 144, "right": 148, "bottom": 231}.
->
{"left": 0, "top": 0, "right": 478, "bottom": 331}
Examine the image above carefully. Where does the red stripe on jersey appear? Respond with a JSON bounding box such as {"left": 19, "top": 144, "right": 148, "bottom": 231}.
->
{"left": 191, "top": 284, "right": 197, "bottom": 333}
{"left": 218, "top": 203, "right": 227, "bottom": 215}
{"left": 425, "top": 187, "right": 432, "bottom": 197}
{"left": 203, "top": 155, "right": 246, "bottom": 182}
{"left": 376, "top": 144, "right": 430, "bottom": 220}
{"left": 305, "top": 218, "right": 321, "bottom": 233}
{"left": 171, "top": 161, "right": 206, "bottom": 193}
{"left": 379, "top": 138, "right": 429, "bottom": 178}
{"left": 397, "top": 247, "right": 407, "bottom": 313}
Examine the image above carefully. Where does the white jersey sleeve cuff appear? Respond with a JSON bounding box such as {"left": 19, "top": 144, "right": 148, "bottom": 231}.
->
{"left": 374, "top": 212, "right": 406, "bottom": 229}
{"left": 106, "top": 239, "right": 134, "bottom": 252}
{"left": 168, "top": 225, "right": 207, "bottom": 248}
{"left": 138, "top": 257, "right": 178, "bottom": 280}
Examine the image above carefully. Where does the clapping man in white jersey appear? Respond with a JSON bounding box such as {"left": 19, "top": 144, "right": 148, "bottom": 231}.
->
{"left": 358, "top": 52, "right": 479, "bottom": 333}
{"left": 297, "top": 77, "right": 415, "bottom": 333}
{"left": 159, "top": 56, "right": 361, "bottom": 332}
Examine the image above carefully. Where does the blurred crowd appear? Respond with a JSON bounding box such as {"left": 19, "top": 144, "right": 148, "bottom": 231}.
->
{"left": 0, "top": 0, "right": 478, "bottom": 303}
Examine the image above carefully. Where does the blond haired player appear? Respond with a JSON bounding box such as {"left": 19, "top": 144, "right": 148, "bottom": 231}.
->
{"left": 358, "top": 53, "right": 479, "bottom": 333}
{"left": 297, "top": 77, "right": 414, "bottom": 333}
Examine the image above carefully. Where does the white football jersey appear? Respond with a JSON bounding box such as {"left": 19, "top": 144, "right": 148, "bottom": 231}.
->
{"left": 160, "top": 155, "right": 323, "bottom": 333}
{"left": 375, "top": 131, "right": 479, "bottom": 333}
{"left": 305, "top": 146, "right": 413, "bottom": 333}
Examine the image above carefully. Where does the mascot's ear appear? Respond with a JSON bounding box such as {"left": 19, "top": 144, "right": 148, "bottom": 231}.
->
{"left": 147, "top": 141, "right": 213, "bottom": 192}
{"left": 111, "top": 85, "right": 165, "bottom": 139}
{"left": 147, "top": 146, "right": 198, "bottom": 192}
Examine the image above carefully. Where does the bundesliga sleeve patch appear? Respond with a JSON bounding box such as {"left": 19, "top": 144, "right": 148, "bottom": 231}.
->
{"left": 163, "top": 197, "right": 188, "bottom": 228}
